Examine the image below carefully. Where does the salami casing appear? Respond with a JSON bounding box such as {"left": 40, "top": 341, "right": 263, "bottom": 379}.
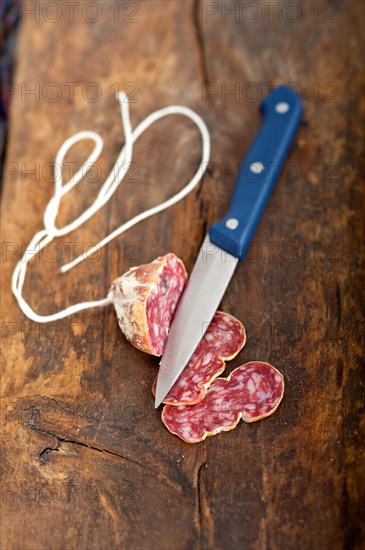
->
{"left": 162, "top": 361, "right": 284, "bottom": 443}
{"left": 152, "top": 311, "right": 246, "bottom": 405}
{"left": 109, "top": 253, "right": 187, "bottom": 355}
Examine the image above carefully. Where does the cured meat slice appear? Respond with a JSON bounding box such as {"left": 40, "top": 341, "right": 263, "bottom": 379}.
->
{"left": 109, "top": 253, "right": 187, "bottom": 355}
{"left": 162, "top": 362, "right": 284, "bottom": 443}
{"left": 152, "top": 311, "right": 246, "bottom": 405}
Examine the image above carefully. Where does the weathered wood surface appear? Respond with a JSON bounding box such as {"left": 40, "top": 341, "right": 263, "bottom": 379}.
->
{"left": 1, "top": 1, "right": 364, "bottom": 549}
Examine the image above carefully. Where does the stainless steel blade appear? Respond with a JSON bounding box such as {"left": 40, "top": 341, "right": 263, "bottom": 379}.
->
{"left": 154, "top": 235, "right": 238, "bottom": 407}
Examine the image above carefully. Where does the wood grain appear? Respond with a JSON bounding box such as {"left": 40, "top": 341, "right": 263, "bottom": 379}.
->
{"left": 1, "top": 1, "right": 364, "bottom": 549}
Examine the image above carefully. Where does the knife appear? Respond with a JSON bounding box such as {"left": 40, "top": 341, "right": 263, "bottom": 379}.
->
{"left": 155, "top": 85, "right": 302, "bottom": 408}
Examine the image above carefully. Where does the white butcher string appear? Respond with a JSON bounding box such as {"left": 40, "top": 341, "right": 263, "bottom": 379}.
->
{"left": 11, "top": 92, "right": 211, "bottom": 323}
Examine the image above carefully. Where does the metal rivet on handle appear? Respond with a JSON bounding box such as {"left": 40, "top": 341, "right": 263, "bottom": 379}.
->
{"left": 226, "top": 218, "right": 239, "bottom": 230}
{"left": 275, "top": 102, "right": 290, "bottom": 114}
{"left": 249, "top": 161, "right": 264, "bottom": 174}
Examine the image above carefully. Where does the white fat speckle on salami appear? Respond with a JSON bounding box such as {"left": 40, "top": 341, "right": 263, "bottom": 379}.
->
{"left": 161, "top": 362, "right": 284, "bottom": 443}
{"left": 109, "top": 253, "right": 187, "bottom": 356}
{"left": 152, "top": 311, "right": 246, "bottom": 405}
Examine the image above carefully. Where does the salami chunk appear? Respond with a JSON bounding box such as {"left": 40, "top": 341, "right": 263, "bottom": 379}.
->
{"left": 162, "top": 362, "right": 284, "bottom": 443}
{"left": 152, "top": 312, "right": 246, "bottom": 405}
{"left": 109, "top": 253, "right": 187, "bottom": 355}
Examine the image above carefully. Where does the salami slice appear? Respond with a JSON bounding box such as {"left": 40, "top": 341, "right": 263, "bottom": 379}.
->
{"left": 109, "top": 253, "right": 187, "bottom": 355}
{"left": 162, "top": 362, "right": 284, "bottom": 443}
{"left": 152, "top": 311, "right": 246, "bottom": 405}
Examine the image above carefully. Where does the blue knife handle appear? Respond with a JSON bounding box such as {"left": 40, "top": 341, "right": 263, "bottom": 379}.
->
{"left": 209, "top": 85, "right": 302, "bottom": 260}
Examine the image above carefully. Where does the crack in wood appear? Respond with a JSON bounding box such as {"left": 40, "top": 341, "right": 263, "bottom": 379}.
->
{"left": 194, "top": 443, "right": 209, "bottom": 549}
{"left": 196, "top": 179, "right": 210, "bottom": 243}
{"left": 191, "top": 8, "right": 212, "bottom": 541}
{"left": 26, "top": 422, "right": 182, "bottom": 492}
{"left": 196, "top": 461, "right": 205, "bottom": 547}
{"left": 335, "top": 281, "right": 342, "bottom": 327}
{"left": 28, "top": 422, "right": 141, "bottom": 463}
{"left": 193, "top": 0, "right": 210, "bottom": 86}
{"left": 39, "top": 446, "right": 59, "bottom": 461}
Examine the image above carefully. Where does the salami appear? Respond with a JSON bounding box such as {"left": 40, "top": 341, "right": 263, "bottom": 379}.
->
{"left": 152, "top": 311, "right": 246, "bottom": 405}
{"left": 109, "top": 253, "right": 187, "bottom": 355}
{"left": 162, "top": 362, "right": 284, "bottom": 443}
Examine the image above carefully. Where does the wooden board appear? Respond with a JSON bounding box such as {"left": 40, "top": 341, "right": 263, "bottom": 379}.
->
{"left": 1, "top": 1, "right": 364, "bottom": 548}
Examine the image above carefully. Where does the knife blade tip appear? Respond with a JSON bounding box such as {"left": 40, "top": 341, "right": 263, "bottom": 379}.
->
{"left": 154, "top": 380, "right": 166, "bottom": 409}
{"left": 154, "top": 394, "right": 164, "bottom": 409}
